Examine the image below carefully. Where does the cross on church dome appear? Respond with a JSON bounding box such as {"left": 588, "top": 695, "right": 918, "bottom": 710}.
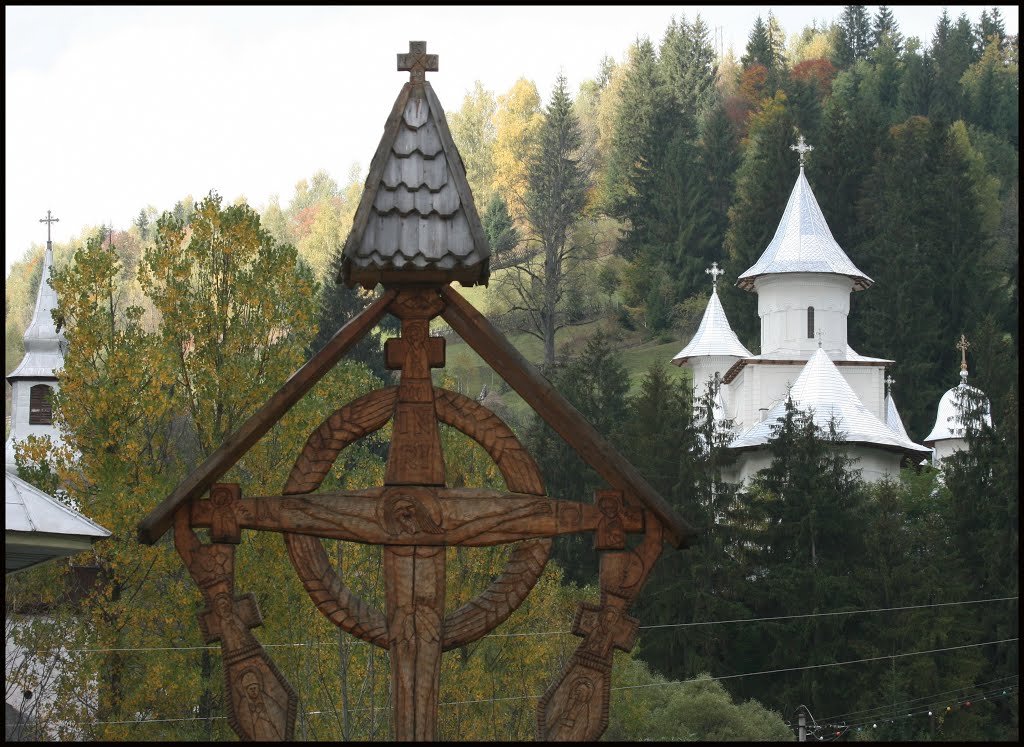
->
{"left": 705, "top": 261, "right": 724, "bottom": 290}
{"left": 956, "top": 333, "right": 970, "bottom": 382}
{"left": 39, "top": 210, "right": 59, "bottom": 243}
{"left": 398, "top": 41, "right": 438, "bottom": 84}
{"left": 790, "top": 134, "right": 814, "bottom": 167}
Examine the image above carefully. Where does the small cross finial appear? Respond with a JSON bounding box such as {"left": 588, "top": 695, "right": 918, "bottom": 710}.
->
{"left": 705, "top": 261, "right": 725, "bottom": 290}
{"left": 885, "top": 373, "right": 895, "bottom": 395}
{"left": 956, "top": 333, "right": 970, "bottom": 380}
{"left": 39, "top": 210, "right": 59, "bottom": 243}
{"left": 397, "top": 41, "right": 438, "bottom": 85}
{"left": 791, "top": 134, "right": 814, "bottom": 167}
{"left": 817, "top": 327, "right": 824, "bottom": 348}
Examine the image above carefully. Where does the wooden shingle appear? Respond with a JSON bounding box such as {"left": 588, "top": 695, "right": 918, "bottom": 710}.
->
{"left": 342, "top": 43, "right": 489, "bottom": 289}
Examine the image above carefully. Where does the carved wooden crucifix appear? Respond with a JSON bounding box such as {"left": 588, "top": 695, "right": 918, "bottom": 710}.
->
{"left": 139, "top": 39, "right": 692, "bottom": 743}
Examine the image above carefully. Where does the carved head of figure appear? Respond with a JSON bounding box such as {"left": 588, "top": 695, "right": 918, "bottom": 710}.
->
{"left": 214, "top": 592, "right": 234, "bottom": 618}
{"left": 240, "top": 667, "right": 264, "bottom": 702}
{"left": 597, "top": 494, "right": 620, "bottom": 518}
{"left": 600, "top": 605, "right": 619, "bottom": 629}
{"left": 211, "top": 486, "right": 233, "bottom": 507}
{"left": 383, "top": 494, "right": 442, "bottom": 536}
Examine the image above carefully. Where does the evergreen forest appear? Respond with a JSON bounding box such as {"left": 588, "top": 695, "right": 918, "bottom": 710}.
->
{"left": 5, "top": 6, "right": 1018, "bottom": 742}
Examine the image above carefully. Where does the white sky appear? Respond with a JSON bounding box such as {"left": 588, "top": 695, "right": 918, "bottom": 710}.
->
{"left": 5, "top": 5, "right": 1018, "bottom": 278}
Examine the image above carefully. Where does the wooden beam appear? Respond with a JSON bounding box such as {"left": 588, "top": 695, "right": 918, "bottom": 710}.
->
{"left": 438, "top": 285, "right": 693, "bottom": 549}
{"left": 136, "top": 289, "right": 399, "bottom": 545}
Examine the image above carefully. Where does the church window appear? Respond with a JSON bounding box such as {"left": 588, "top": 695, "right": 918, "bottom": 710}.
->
{"left": 29, "top": 384, "right": 54, "bottom": 425}
{"left": 807, "top": 307, "right": 815, "bottom": 339}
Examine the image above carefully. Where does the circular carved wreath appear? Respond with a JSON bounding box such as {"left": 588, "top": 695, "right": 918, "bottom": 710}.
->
{"left": 283, "top": 386, "right": 552, "bottom": 650}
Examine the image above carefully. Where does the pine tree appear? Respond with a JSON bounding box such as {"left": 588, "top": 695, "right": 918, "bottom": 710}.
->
{"left": 870, "top": 5, "right": 903, "bottom": 56}
{"left": 481, "top": 192, "right": 522, "bottom": 269}
{"left": 741, "top": 16, "right": 771, "bottom": 70}
{"left": 659, "top": 13, "right": 718, "bottom": 125}
{"left": 500, "top": 73, "right": 590, "bottom": 367}
{"left": 834, "top": 5, "right": 872, "bottom": 68}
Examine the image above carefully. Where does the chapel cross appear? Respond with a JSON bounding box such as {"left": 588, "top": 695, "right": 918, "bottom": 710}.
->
{"left": 706, "top": 261, "right": 725, "bottom": 290}
{"left": 817, "top": 327, "right": 825, "bottom": 348}
{"left": 791, "top": 134, "right": 814, "bottom": 167}
{"left": 398, "top": 41, "right": 438, "bottom": 84}
{"left": 956, "top": 333, "right": 970, "bottom": 372}
{"left": 884, "top": 374, "right": 895, "bottom": 396}
{"left": 39, "top": 210, "right": 59, "bottom": 243}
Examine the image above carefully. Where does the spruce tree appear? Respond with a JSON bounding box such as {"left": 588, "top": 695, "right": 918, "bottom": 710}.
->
{"left": 834, "top": 5, "right": 872, "bottom": 68}
{"left": 870, "top": 5, "right": 903, "bottom": 56}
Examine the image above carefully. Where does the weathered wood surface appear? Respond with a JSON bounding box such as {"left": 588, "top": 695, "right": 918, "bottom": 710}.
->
{"left": 174, "top": 506, "right": 297, "bottom": 741}
{"left": 439, "top": 284, "right": 691, "bottom": 549}
{"left": 191, "top": 487, "right": 644, "bottom": 546}
{"left": 537, "top": 514, "right": 664, "bottom": 741}
{"left": 137, "top": 289, "right": 397, "bottom": 545}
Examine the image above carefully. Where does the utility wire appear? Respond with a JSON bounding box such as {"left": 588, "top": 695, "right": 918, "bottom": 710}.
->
{"left": 24, "top": 595, "right": 1017, "bottom": 656}
{"left": 67, "top": 638, "right": 1018, "bottom": 727}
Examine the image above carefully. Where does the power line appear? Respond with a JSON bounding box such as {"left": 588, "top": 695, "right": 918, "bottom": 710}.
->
{"left": 610, "top": 638, "right": 1019, "bottom": 692}
{"left": 638, "top": 595, "right": 1018, "bottom": 630}
{"left": 65, "top": 638, "right": 1018, "bottom": 728}
{"left": 24, "top": 595, "right": 1017, "bottom": 656}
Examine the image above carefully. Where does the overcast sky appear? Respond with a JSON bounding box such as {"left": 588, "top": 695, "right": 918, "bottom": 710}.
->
{"left": 5, "top": 5, "right": 1018, "bottom": 277}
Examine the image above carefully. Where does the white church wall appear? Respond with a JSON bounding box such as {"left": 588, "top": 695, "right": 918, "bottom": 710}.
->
{"left": 726, "top": 444, "right": 904, "bottom": 486}
{"left": 929, "top": 438, "right": 967, "bottom": 466}
{"left": 839, "top": 366, "right": 885, "bottom": 421}
{"left": 6, "top": 381, "right": 63, "bottom": 472}
{"left": 755, "top": 274, "right": 853, "bottom": 358}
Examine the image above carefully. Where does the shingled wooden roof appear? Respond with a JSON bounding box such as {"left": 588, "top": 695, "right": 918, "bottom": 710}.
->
{"left": 341, "top": 44, "right": 489, "bottom": 289}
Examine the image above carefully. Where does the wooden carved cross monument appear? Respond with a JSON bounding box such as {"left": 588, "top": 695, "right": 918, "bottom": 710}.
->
{"left": 138, "top": 41, "right": 692, "bottom": 742}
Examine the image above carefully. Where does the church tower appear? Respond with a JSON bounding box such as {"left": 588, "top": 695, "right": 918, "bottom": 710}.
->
{"left": 6, "top": 211, "right": 67, "bottom": 473}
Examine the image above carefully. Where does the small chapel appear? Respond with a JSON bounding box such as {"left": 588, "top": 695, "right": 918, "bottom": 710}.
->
{"left": 672, "top": 137, "right": 933, "bottom": 484}
{"left": 5, "top": 213, "right": 109, "bottom": 574}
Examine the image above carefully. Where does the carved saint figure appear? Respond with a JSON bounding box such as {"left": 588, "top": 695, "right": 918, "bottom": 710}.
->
{"left": 210, "top": 485, "right": 240, "bottom": 544}
{"left": 558, "top": 677, "right": 595, "bottom": 738}
{"left": 214, "top": 593, "right": 254, "bottom": 652}
{"left": 584, "top": 605, "right": 621, "bottom": 658}
{"left": 237, "top": 666, "right": 285, "bottom": 740}
{"left": 596, "top": 493, "right": 624, "bottom": 548}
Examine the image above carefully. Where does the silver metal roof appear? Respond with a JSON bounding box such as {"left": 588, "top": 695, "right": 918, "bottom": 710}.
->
{"left": 7, "top": 246, "right": 65, "bottom": 382}
{"left": 924, "top": 382, "right": 992, "bottom": 443}
{"left": 730, "top": 348, "right": 931, "bottom": 455}
{"left": 6, "top": 471, "right": 110, "bottom": 573}
{"left": 342, "top": 69, "right": 489, "bottom": 287}
{"left": 885, "top": 392, "right": 912, "bottom": 443}
{"left": 672, "top": 289, "right": 753, "bottom": 365}
{"left": 737, "top": 168, "right": 872, "bottom": 292}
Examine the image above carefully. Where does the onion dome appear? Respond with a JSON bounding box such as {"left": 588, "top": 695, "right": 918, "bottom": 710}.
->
{"left": 737, "top": 142, "right": 871, "bottom": 292}
{"left": 341, "top": 41, "right": 489, "bottom": 289}
{"left": 730, "top": 348, "right": 931, "bottom": 457}
{"left": 671, "top": 285, "right": 752, "bottom": 365}
{"left": 6, "top": 471, "right": 110, "bottom": 573}
{"left": 924, "top": 335, "right": 992, "bottom": 444}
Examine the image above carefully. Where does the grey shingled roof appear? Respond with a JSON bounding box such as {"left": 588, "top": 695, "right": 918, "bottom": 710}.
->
{"left": 730, "top": 348, "right": 930, "bottom": 456}
{"left": 924, "top": 381, "right": 992, "bottom": 443}
{"left": 671, "top": 289, "right": 752, "bottom": 365}
{"left": 341, "top": 79, "right": 489, "bottom": 287}
{"left": 737, "top": 168, "right": 872, "bottom": 291}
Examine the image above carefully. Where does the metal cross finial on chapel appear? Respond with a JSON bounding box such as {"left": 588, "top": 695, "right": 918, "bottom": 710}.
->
{"left": 398, "top": 41, "right": 438, "bottom": 84}
{"left": 791, "top": 134, "right": 814, "bottom": 167}
{"left": 706, "top": 261, "right": 725, "bottom": 290}
{"left": 956, "top": 333, "right": 970, "bottom": 375}
{"left": 39, "top": 210, "right": 59, "bottom": 242}
{"left": 884, "top": 373, "right": 895, "bottom": 395}
{"left": 817, "top": 327, "right": 824, "bottom": 348}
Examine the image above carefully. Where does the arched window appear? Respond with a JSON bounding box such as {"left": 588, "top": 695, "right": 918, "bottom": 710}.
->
{"left": 807, "top": 306, "right": 815, "bottom": 339}
{"left": 29, "top": 384, "right": 53, "bottom": 425}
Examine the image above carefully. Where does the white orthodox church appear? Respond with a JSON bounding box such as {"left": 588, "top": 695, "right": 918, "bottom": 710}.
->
{"left": 672, "top": 139, "right": 933, "bottom": 484}
{"left": 923, "top": 335, "right": 992, "bottom": 465}
{"left": 5, "top": 215, "right": 109, "bottom": 574}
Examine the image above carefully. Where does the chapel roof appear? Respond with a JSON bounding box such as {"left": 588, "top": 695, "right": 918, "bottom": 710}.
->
{"left": 6, "top": 471, "right": 110, "bottom": 573}
{"left": 340, "top": 42, "right": 489, "bottom": 289}
{"left": 885, "top": 391, "right": 912, "bottom": 444}
{"left": 671, "top": 288, "right": 753, "bottom": 365}
{"left": 737, "top": 167, "right": 872, "bottom": 292}
{"left": 729, "top": 348, "right": 930, "bottom": 456}
{"left": 923, "top": 382, "right": 992, "bottom": 444}
{"left": 7, "top": 245, "right": 65, "bottom": 383}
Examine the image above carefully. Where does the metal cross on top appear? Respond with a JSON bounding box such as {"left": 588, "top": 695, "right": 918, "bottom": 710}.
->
{"left": 884, "top": 373, "right": 895, "bottom": 395}
{"left": 706, "top": 261, "right": 725, "bottom": 290}
{"left": 398, "top": 40, "right": 438, "bottom": 84}
{"left": 956, "top": 333, "right": 970, "bottom": 378}
{"left": 791, "top": 134, "right": 814, "bottom": 167}
{"left": 39, "top": 210, "right": 59, "bottom": 242}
